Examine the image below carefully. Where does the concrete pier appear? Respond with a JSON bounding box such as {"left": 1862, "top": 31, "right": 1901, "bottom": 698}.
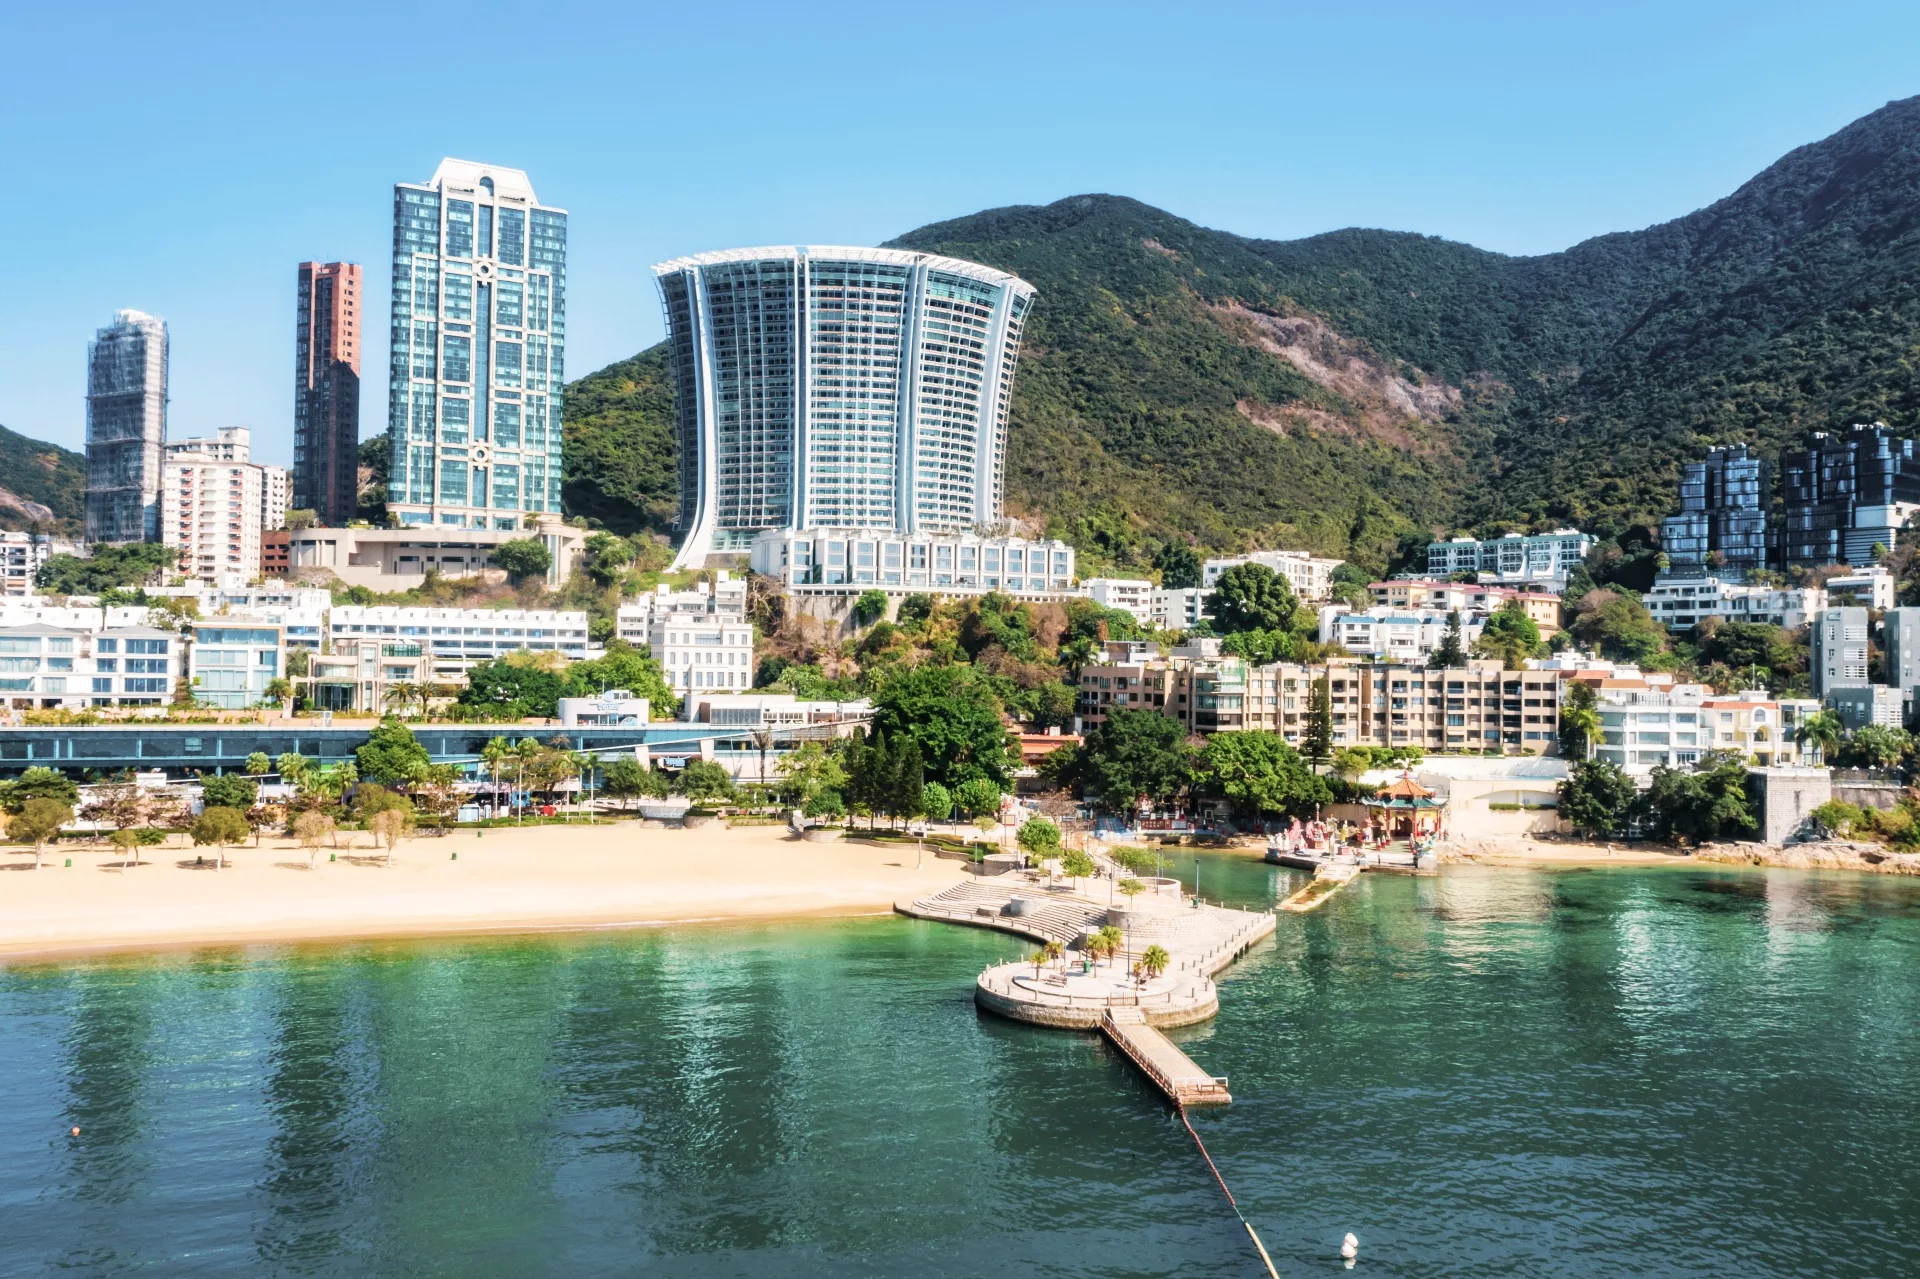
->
{"left": 897, "top": 867, "right": 1274, "bottom": 1101}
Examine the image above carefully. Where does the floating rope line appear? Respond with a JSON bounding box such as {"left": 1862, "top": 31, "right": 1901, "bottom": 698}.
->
{"left": 1179, "top": 1102, "right": 1281, "bottom": 1278}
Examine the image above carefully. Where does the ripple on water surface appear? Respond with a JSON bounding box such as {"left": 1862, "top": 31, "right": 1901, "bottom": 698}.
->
{"left": 3, "top": 860, "right": 1919, "bottom": 1277}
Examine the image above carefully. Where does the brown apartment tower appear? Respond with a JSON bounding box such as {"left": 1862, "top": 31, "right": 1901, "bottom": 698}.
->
{"left": 293, "top": 262, "right": 362, "bottom": 525}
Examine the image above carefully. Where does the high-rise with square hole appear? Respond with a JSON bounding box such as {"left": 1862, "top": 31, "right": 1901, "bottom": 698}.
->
{"left": 654, "top": 247, "right": 1035, "bottom": 569}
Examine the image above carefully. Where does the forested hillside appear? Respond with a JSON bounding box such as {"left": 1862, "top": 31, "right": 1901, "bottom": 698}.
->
{"left": 564, "top": 95, "right": 1920, "bottom": 573}
{"left": 0, "top": 423, "right": 85, "bottom": 535}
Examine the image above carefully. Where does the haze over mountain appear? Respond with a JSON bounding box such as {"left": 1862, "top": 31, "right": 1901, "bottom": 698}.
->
{"left": 562, "top": 95, "right": 1920, "bottom": 575}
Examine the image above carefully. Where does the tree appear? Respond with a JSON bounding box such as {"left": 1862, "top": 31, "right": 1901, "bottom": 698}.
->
{"left": 244, "top": 753, "right": 272, "bottom": 777}
{"left": 264, "top": 677, "right": 293, "bottom": 711}
{"left": 1428, "top": 610, "right": 1468, "bottom": 669}
{"left": 1140, "top": 944, "right": 1170, "bottom": 979}
{"left": 370, "top": 806, "right": 415, "bottom": 865}
{"left": 1797, "top": 709, "right": 1844, "bottom": 765}
{"left": 1061, "top": 847, "right": 1096, "bottom": 885}
{"left": 1473, "top": 599, "right": 1545, "bottom": 668}
{"left": 1635, "top": 753, "right": 1756, "bottom": 844}
{"left": 492, "top": 537, "right": 552, "bottom": 582}
{"left": 852, "top": 589, "right": 890, "bottom": 626}
{"left": 15, "top": 797, "right": 71, "bottom": 869}
{"left": 1, "top": 766, "right": 79, "bottom": 815}
{"left": 1153, "top": 541, "right": 1203, "bottom": 590}
{"left": 677, "top": 758, "right": 736, "bottom": 804}
{"left": 921, "top": 781, "right": 954, "bottom": 826}
{"left": 1118, "top": 876, "right": 1145, "bottom": 902}
{"left": 1204, "top": 563, "right": 1298, "bottom": 634}
{"left": 954, "top": 777, "right": 1004, "bottom": 820}
{"left": 350, "top": 784, "right": 413, "bottom": 824}
{"left": 1559, "top": 758, "right": 1637, "bottom": 837}
{"left": 603, "top": 757, "right": 669, "bottom": 808}
{"left": 562, "top": 642, "right": 679, "bottom": 719}
{"left": 1330, "top": 748, "right": 1372, "bottom": 783}
{"left": 1198, "top": 731, "right": 1332, "bottom": 819}
{"left": 895, "top": 737, "right": 926, "bottom": 824}
{"left": 276, "top": 753, "right": 312, "bottom": 787}
{"left": 190, "top": 806, "right": 250, "bottom": 870}
{"left": 1568, "top": 589, "right": 1668, "bottom": 664}
{"left": 870, "top": 666, "right": 1017, "bottom": 788}
{"left": 35, "top": 542, "right": 179, "bottom": 595}
{"left": 82, "top": 779, "right": 149, "bottom": 860}
{"left": 1072, "top": 708, "right": 1192, "bottom": 813}
{"left": 1303, "top": 674, "right": 1333, "bottom": 765}
{"left": 777, "top": 741, "right": 848, "bottom": 812}
{"left": 1559, "top": 681, "right": 1602, "bottom": 760}
{"left": 384, "top": 682, "right": 426, "bottom": 717}
{"left": 356, "top": 716, "right": 433, "bottom": 785}
{"left": 199, "top": 773, "right": 258, "bottom": 811}
{"left": 1842, "top": 724, "right": 1911, "bottom": 772}
{"left": 582, "top": 531, "right": 635, "bottom": 585}
{"left": 461, "top": 660, "right": 566, "bottom": 719}
{"left": 1091, "top": 924, "right": 1124, "bottom": 969}
{"left": 293, "top": 811, "right": 336, "bottom": 868}
{"left": 1017, "top": 816, "right": 1061, "bottom": 865}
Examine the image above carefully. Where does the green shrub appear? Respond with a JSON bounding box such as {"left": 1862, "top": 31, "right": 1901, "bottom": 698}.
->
{"left": 1810, "top": 800, "right": 1868, "bottom": 836}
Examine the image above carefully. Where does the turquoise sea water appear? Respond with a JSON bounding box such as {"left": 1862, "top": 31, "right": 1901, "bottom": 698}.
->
{"left": 4, "top": 858, "right": 1920, "bottom": 1277}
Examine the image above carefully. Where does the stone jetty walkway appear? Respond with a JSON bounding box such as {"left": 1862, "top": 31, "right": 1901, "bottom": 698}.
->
{"left": 896, "top": 869, "right": 1274, "bottom": 1104}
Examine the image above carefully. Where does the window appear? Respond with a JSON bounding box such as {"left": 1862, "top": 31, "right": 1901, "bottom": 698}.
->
{"left": 124, "top": 678, "right": 168, "bottom": 694}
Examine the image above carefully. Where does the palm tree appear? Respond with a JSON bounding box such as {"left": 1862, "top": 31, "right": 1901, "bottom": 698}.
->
{"left": 1141, "top": 944, "right": 1170, "bottom": 980}
{"left": 1799, "top": 710, "right": 1844, "bottom": 766}
{"left": 480, "top": 736, "right": 513, "bottom": 816}
{"left": 515, "top": 737, "right": 543, "bottom": 822}
{"left": 384, "top": 682, "right": 424, "bottom": 717}
{"left": 1562, "top": 699, "right": 1603, "bottom": 761}
{"left": 1043, "top": 940, "right": 1064, "bottom": 970}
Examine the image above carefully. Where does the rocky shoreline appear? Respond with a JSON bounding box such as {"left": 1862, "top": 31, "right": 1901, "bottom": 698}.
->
{"left": 1694, "top": 840, "right": 1920, "bottom": 875}
{"left": 1440, "top": 834, "right": 1920, "bottom": 876}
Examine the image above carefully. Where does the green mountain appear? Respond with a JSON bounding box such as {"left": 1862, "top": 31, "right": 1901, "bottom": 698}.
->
{"left": 563, "top": 95, "right": 1920, "bottom": 571}
{"left": 0, "top": 423, "right": 85, "bottom": 534}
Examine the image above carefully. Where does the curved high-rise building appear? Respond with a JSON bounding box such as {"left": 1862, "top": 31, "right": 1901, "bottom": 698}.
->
{"left": 654, "top": 246, "right": 1036, "bottom": 568}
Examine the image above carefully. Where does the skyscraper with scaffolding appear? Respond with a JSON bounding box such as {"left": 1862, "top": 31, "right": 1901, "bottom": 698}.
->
{"left": 294, "top": 262, "right": 362, "bottom": 525}
{"left": 85, "top": 310, "right": 169, "bottom": 543}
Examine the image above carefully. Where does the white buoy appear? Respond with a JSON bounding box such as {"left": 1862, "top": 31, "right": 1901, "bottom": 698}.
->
{"left": 1341, "top": 1232, "right": 1359, "bottom": 1260}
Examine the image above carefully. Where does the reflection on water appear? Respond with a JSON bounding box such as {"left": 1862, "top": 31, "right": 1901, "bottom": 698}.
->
{"left": 3, "top": 860, "right": 1920, "bottom": 1277}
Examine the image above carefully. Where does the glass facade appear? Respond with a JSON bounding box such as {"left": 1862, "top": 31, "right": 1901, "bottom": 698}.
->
{"left": 387, "top": 160, "right": 565, "bottom": 529}
{"left": 655, "top": 247, "right": 1034, "bottom": 568}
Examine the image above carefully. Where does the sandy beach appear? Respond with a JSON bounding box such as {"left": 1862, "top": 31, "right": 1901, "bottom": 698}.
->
{"left": 0, "top": 823, "right": 971, "bottom": 963}
{"left": 1442, "top": 835, "right": 1697, "bottom": 868}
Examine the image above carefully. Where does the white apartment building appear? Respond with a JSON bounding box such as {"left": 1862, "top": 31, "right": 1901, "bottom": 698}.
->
{"left": 0, "top": 623, "right": 183, "bottom": 709}
{"left": 328, "top": 606, "right": 590, "bottom": 681}
{"left": 1318, "top": 607, "right": 1487, "bottom": 662}
{"left": 0, "top": 532, "right": 63, "bottom": 597}
{"left": 1824, "top": 566, "right": 1895, "bottom": 610}
{"left": 308, "top": 637, "right": 436, "bottom": 713}
{"left": 1426, "top": 529, "right": 1594, "bottom": 587}
{"left": 1152, "top": 586, "right": 1210, "bottom": 630}
{"left": 185, "top": 619, "right": 285, "bottom": 710}
{"left": 751, "top": 528, "right": 1074, "bottom": 599}
{"left": 1201, "top": 550, "right": 1340, "bottom": 601}
{"left": 648, "top": 612, "right": 753, "bottom": 693}
{"left": 1080, "top": 578, "right": 1154, "bottom": 625}
{"left": 614, "top": 572, "right": 749, "bottom": 645}
{"left": 160, "top": 428, "right": 289, "bottom": 584}
{"left": 1592, "top": 682, "right": 1709, "bottom": 774}
{"left": 1643, "top": 577, "right": 1826, "bottom": 631}
{"left": 684, "top": 692, "right": 873, "bottom": 730}
{"left": 1368, "top": 579, "right": 1562, "bottom": 635}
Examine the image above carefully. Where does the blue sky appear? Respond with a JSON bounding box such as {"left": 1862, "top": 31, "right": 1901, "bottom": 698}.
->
{"left": 2, "top": 0, "right": 1916, "bottom": 466}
